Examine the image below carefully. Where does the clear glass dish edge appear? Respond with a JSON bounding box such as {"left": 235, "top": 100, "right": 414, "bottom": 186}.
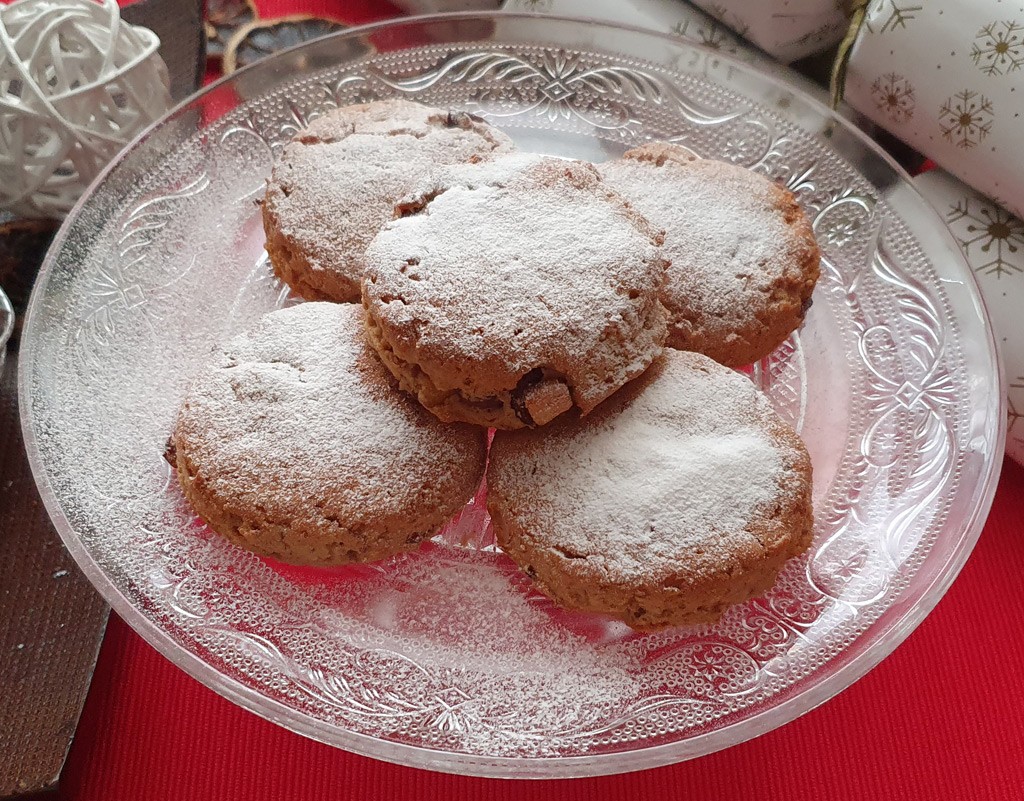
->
{"left": 17, "top": 12, "right": 1007, "bottom": 778}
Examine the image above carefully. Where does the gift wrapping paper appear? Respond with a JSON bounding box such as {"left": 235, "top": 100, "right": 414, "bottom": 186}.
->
{"left": 501, "top": 0, "right": 750, "bottom": 59}
{"left": 845, "top": 0, "right": 1024, "bottom": 218}
{"left": 914, "top": 168, "right": 1024, "bottom": 466}
{"left": 499, "top": 0, "right": 830, "bottom": 99}
{"left": 504, "top": 0, "right": 848, "bottom": 63}
{"left": 689, "top": 0, "right": 848, "bottom": 62}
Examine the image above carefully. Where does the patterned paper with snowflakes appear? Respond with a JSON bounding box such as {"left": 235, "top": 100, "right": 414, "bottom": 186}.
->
{"left": 939, "top": 90, "right": 994, "bottom": 148}
{"left": 845, "top": 0, "right": 1024, "bottom": 219}
{"left": 871, "top": 73, "right": 916, "bottom": 123}
{"left": 916, "top": 168, "right": 1024, "bottom": 466}
{"left": 971, "top": 21, "right": 1024, "bottom": 76}
{"left": 496, "top": 0, "right": 835, "bottom": 94}
{"left": 688, "top": 0, "right": 848, "bottom": 61}
{"left": 502, "top": 0, "right": 847, "bottom": 63}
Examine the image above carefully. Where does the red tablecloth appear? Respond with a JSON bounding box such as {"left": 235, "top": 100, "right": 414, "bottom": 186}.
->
{"left": 61, "top": 457, "right": 1024, "bottom": 800}
{"left": 57, "top": 3, "right": 1024, "bottom": 798}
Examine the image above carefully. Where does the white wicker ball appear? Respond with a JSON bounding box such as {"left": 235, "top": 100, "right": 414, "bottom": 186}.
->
{"left": 0, "top": 0, "right": 172, "bottom": 219}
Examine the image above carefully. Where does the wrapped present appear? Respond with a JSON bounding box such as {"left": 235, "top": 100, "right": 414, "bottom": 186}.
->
{"left": 914, "top": 168, "right": 1024, "bottom": 466}
{"left": 503, "top": 0, "right": 848, "bottom": 62}
{"left": 842, "top": 0, "right": 1024, "bottom": 219}
{"left": 689, "top": 0, "right": 848, "bottom": 62}
{"left": 502, "top": 0, "right": 752, "bottom": 59}
{"left": 499, "top": 0, "right": 829, "bottom": 99}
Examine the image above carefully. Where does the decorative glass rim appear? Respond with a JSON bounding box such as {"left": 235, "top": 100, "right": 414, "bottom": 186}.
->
{"left": 18, "top": 12, "right": 1006, "bottom": 778}
{"left": 0, "top": 285, "right": 13, "bottom": 353}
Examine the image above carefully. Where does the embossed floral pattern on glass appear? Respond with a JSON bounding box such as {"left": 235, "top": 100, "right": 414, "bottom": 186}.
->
{"left": 20, "top": 16, "right": 1003, "bottom": 778}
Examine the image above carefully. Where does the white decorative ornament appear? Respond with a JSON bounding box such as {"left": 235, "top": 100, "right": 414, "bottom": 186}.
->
{"left": 0, "top": 0, "right": 172, "bottom": 219}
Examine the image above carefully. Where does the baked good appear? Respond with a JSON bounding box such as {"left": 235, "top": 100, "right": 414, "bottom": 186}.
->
{"left": 261, "top": 99, "right": 514, "bottom": 303}
{"left": 172, "top": 302, "right": 487, "bottom": 566}
{"left": 361, "top": 154, "right": 669, "bottom": 429}
{"left": 486, "top": 349, "right": 814, "bottom": 630}
{"left": 599, "top": 142, "right": 820, "bottom": 366}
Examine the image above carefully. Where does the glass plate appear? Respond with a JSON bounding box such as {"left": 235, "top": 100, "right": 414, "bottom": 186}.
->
{"left": 20, "top": 13, "right": 1005, "bottom": 778}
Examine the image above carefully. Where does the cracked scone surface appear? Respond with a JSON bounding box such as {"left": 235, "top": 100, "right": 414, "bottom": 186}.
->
{"left": 487, "top": 350, "right": 814, "bottom": 630}
{"left": 599, "top": 143, "right": 821, "bottom": 367}
{"left": 172, "top": 302, "right": 487, "bottom": 566}
{"left": 262, "top": 99, "right": 514, "bottom": 303}
{"left": 361, "top": 155, "right": 669, "bottom": 430}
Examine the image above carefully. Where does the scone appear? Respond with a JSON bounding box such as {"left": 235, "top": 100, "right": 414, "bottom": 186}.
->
{"left": 487, "top": 350, "right": 814, "bottom": 630}
{"left": 172, "top": 302, "right": 487, "bottom": 566}
{"left": 599, "top": 142, "right": 820, "bottom": 366}
{"left": 261, "top": 99, "right": 514, "bottom": 303}
{"left": 361, "top": 154, "right": 669, "bottom": 430}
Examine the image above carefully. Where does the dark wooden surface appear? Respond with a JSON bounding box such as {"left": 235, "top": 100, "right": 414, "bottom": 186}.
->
{"left": 0, "top": 354, "right": 109, "bottom": 799}
{"left": 0, "top": 5, "right": 204, "bottom": 792}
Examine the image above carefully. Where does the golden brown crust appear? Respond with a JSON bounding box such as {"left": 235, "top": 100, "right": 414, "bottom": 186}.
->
{"left": 172, "top": 303, "right": 487, "bottom": 566}
{"left": 361, "top": 156, "right": 668, "bottom": 430}
{"left": 261, "top": 99, "right": 515, "bottom": 304}
{"left": 659, "top": 176, "right": 820, "bottom": 366}
{"left": 621, "top": 141, "right": 701, "bottom": 169}
{"left": 602, "top": 144, "right": 821, "bottom": 367}
{"left": 261, "top": 205, "right": 361, "bottom": 302}
{"left": 487, "top": 351, "right": 814, "bottom": 630}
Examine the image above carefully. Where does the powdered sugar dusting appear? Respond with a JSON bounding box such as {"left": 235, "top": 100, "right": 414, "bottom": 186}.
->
{"left": 363, "top": 156, "right": 666, "bottom": 409}
{"left": 265, "top": 100, "right": 513, "bottom": 281}
{"left": 176, "top": 302, "right": 483, "bottom": 529}
{"left": 599, "top": 155, "right": 805, "bottom": 328}
{"left": 353, "top": 551, "right": 637, "bottom": 677}
{"left": 491, "top": 352, "right": 794, "bottom": 582}
{"left": 398, "top": 151, "right": 549, "bottom": 203}
{"left": 259, "top": 547, "right": 641, "bottom": 755}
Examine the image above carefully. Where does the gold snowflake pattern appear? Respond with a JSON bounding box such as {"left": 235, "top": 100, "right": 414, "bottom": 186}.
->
{"left": 939, "top": 90, "right": 994, "bottom": 149}
{"left": 671, "top": 18, "right": 731, "bottom": 50}
{"left": 870, "top": 73, "right": 915, "bottom": 123}
{"left": 946, "top": 196, "right": 1024, "bottom": 278}
{"left": 703, "top": 4, "right": 750, "bottom": 38}
{"left": 866, "top": 1, "right": 922, "bottom": 34}
{"left": 971, "top": 21, "right": 1024, "bottom": 76}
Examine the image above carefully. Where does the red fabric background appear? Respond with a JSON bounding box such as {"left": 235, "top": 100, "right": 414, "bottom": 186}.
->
{"left": 248, "top": 0, "right": 400, "bottom": 21}
{"left": 59, "top": 3, "right": 1024, "bottom": 798}
{"left": 61, "top": 458, "right": 1024, "bottom": 800}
